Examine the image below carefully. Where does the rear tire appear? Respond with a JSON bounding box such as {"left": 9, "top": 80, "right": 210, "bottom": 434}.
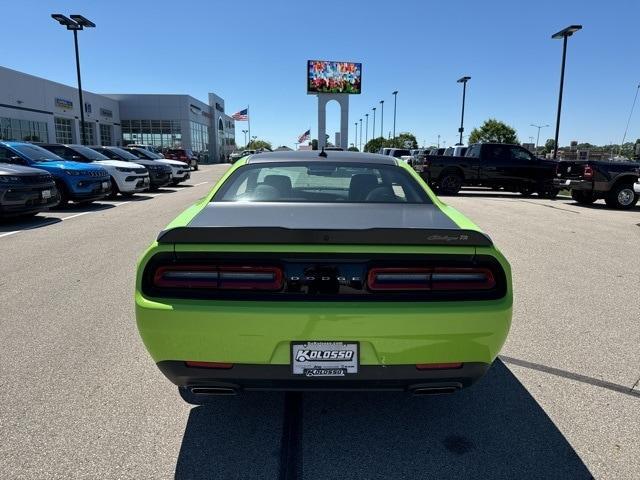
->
{"left": 193, "top": 162, "right": 199, "bottom": 171}
{"left": 571, "top": 190, "right": 597, "bottom": 205}
{"left": 519, "top": 184, "right": 535, "bottom": 197}
{"left": 538, "top": 186, "right": 560, "bottom": 199}
{"left": 109, "top": 177, "right": 119, "bottom": 198}
{"left": 55, "top": 181, "right": 68, "bottom": 208}
{"left": 438, "top": 172, "right": 463, "bottom": 195}
{"left": 605, "top": 183, "right": 638, "bottom": 209}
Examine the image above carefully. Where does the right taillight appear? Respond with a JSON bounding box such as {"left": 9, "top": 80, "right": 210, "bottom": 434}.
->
{"left": 583, "top": 165, "right": 593, "bottom": 180}
{"left": 367, "top": 267, "right": 495, "bottom": 291}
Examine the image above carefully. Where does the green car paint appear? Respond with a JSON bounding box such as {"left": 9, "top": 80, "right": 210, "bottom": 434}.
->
{"left": 135, "top": 156, "right": 512, "bottom": 381}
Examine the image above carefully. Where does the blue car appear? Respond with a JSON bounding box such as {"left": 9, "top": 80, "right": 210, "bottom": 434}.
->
{"left": 0, "top": 142, "right": 111, "bottom": 205}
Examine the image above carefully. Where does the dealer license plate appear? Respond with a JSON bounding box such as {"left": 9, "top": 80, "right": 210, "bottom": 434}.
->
{"left": 41, "top": 189, "right": 51, "bottom": 199}
{"left": 291, "top": 341, "right": 358, "bottom": 377}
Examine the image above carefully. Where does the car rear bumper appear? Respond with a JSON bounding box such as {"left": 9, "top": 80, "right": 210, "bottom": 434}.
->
{"left": 553, "top": 178, "right": 591, "bottom": 190}
{"left": 634, "top": 182, "right": 640, "bottom": 194}
{"left": 158, "top": 360, "right": 490, "bottom": 392}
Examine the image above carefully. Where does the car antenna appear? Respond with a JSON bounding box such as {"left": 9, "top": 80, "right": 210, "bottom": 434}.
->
{"left": 318, "top": 146, "right": 327, "bottom": 158}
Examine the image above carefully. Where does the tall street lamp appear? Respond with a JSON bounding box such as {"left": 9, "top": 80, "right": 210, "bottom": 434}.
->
{"left": 530, "top": 124, "right": 549, "bottom": 151}
{"left": 359, "top": 118, "right": 363, "bottom": 150}
{"left": 372, "top": 107, "right": 376, "bottom": 139}
{"left": 392, "top": 91, "right": 398, "bottom": 139}
{"left": 242, "top": 129, "right": 248, "bottom": 146}
{"left": 456, "top": 76, "right": 471, "bottom": 146}
{"left": 551, "top": 24, "right": 582, "bottom": 159}
{"left": 51, "top": 14, "right": 95, "bottom": 145}
{"left": 354, "top": 122, "right": 358, "bottom": 149}
{"left": 379, "top": 100, "right": 384, "bottom": 138}
{"left": 364, "top": 113, "right": 369, "bottom": 146}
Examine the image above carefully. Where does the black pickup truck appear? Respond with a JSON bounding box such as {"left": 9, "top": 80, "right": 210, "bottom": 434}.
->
{"left": 420, "top": 143, "right": 560, "bottom": 197}
{"left": 555, "top": 159, "right": 640, "bottom": 209}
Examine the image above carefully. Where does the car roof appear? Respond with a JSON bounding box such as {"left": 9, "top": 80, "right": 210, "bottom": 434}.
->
{"left": 246, "top": 150, "right": 397, "bottom": 165}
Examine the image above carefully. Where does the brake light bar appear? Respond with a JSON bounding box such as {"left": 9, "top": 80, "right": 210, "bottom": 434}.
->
{"left": 583, "top": 165, "right": 593, "bottom": 180}
{"left": 367, "top": 267, "right": 495, "bottom": 291}
{"left": 154, "top": 265, "right": 283, "bottom": 290}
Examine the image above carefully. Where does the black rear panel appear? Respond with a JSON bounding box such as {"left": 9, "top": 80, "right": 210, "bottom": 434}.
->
{"left": 141, "top": 252, "right": 507, "bottom": 302}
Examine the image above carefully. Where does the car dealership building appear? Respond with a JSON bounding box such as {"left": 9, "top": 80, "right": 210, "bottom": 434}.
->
{"left": 0, "top": 66, "right": 235, "bottom": 163}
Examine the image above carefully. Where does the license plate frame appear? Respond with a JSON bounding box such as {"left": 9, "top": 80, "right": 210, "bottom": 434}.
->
{"left": 291, "top": 341, "right": 359, "bottom": 377}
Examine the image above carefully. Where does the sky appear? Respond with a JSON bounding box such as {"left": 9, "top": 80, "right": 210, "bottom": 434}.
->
{"left": 2, "top": 0, "right": 640, "bottom": 149}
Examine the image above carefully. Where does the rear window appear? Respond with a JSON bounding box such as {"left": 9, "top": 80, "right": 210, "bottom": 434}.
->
{"left": 214, "top": 162, "right": 430, "bottom": 204}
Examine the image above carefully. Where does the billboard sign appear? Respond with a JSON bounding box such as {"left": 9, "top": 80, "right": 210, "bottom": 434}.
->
{"left": 307, "top": 60, "right": 362, "bottom": 94}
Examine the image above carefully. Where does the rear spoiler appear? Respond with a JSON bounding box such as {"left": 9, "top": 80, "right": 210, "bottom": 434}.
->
{"left": 157, "top": 227, "right": 493, "bottom": 247}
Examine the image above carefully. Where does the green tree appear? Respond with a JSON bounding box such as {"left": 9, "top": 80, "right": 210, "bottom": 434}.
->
{"left": 246, "top": 139, "right": 272, "bottom": 150}
{"left": 364, "top": 136, "right": 389, "bottom": 153}
{"left": 347, "top": 146, "right": 359, "bottom": 152}
{"left": 544, "top": 138, "right": 556, "bottom": 153}
{"left": 388, "top": 132, "right": 418, "bottom": 149}
{"left": 311, "top": 139, "right": 318, "bottom": 150}
{"left": 468, "top": 119, "right": 519, "bottom": 144}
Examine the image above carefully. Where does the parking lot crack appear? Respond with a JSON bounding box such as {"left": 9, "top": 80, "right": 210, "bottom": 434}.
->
{"left": 517, "top": 199, "right": 581, "bottom": 214}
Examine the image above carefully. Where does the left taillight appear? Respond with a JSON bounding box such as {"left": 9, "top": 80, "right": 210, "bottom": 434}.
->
{"left": 153, "top": 265, "right": 283, "bottom": 291}
{"left": 367, "top": 267, "right": 495, "bottom": 292}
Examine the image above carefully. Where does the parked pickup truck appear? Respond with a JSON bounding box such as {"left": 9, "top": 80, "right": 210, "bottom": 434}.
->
{"left": 420, "top": 143, "right": 560, "bottom": 197}
{"left": 555, "top": 159, "right": 640, "bottom": 209}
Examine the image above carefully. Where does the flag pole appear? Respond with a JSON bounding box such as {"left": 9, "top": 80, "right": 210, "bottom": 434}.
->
{"left": 247, "top": 105, "right": 251, "bottom": 146}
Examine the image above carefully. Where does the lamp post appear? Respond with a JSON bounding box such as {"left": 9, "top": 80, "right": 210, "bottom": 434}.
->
{"left": 620, "top": 83, "right": 640, "bottom": 155}
{"left": 456, "top": 76, "right": 471, "bottom": 146}
{"left": 379, "top": 100, "right": 384, "bottom": 138}
{"left": 392, "top": 91, "right": 398, "bottom": 139}
{"left": 372, "top": 107, "right": 376, "bottom": 139}
{"left": 51, "top": 14, "right": 95, "bottom": 145}
{"left": 242, "top": 129, "right": 248, "bottom": 147}
{"left": 359, "top": 118, "right": 363, "bottom": 150}
{"left": 364, "top": 113, "right": 369, "bottom": 148}
{"left": 530, "top": 124, "right": 549, "bottom": 151}
{"left": 551, "top": 24, "right": 582, "bottom": 159}
{"left": 354, "top": 122, "right": 358, "bottom": 149}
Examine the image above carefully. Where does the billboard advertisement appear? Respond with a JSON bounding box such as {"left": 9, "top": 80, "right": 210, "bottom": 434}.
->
{"left": 307, "top": 60, "right": 362, "bottom": 94}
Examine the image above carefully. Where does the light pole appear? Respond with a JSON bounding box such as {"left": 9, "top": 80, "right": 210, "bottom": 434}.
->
{"left": 620, "top": 83, "right": 640, "bottom": 155}
{"left": 354, "top": 122, "right": 358, "bottom": 149}
{"left": 242, "top": 129, "right": 248, "bottom": 147}
{"left": 359, "top": 118, "right": 363, "bottom": 150}
{"left": 51, "top": 14, "right": 95, "bottom": 145}
{"left": 392, "top": 91, "right": 398, "bottom": 139}
{"left": 530, "top": 124, "right": 549, "bottom": 151}
{"left": 551, "top": 25, "right": 582, "bottom": 159}
{"left": 372, "top": 107, "right": 376, "bottom": 139}
{"left": 379, "top": 100, "right": 384, "bottom": 138}
{"left": 456, "top": 76, "right": 471, "bottom": 145}
{"left": 365, "top": 113, "right": 369, "bottom": 146}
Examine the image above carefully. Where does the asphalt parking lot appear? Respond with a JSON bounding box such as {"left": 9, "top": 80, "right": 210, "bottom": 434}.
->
{"left": 1, "top": 164, "right": 638, "bottom": 479}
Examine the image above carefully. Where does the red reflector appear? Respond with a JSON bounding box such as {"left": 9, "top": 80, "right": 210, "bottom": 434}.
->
{"left": 185, "top": 361, "right": 233, "bottom": 369}
{"left": 583, "top": 165, "right": 593, "bottom": 179}
{"left": 416, "top": 362, "right": 463, "bottom": 370}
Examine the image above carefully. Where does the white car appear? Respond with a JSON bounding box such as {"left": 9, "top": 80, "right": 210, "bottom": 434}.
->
{"left": 124, "top": 147, "right": 190, "bottom": 185}
{"left": 40, "top": 144, "right": 150, "bottom": 196}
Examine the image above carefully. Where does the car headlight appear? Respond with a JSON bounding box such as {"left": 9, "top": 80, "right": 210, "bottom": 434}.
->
{"left": 116, "top": 167, "right": 135, "bottom": 173}
{"left": 0, "top": 175, "right": 22, "bottom": 183}
{"left": 64, "top": 170, "right": 82, "bottom": 176}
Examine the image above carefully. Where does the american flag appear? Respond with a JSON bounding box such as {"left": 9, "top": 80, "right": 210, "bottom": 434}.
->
{"left": 298, "top": 129, "right": 310, "bottom": 143}
{"left": 232, "top": 108, "right": 248, "bottom": 121}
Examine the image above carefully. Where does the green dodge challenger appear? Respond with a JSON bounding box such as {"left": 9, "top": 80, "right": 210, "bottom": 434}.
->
{"left": 135, "top": 150, "right": 512, "bottom": 402}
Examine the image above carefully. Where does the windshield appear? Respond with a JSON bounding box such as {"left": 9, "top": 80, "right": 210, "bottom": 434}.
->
{"left": 102, "top": 147, "right": 140, "bottom": 161}
{"left": 127, "top": 148, "right": 155, "bottom": 160}
{"left": 13, "top": 144, "right": 63, "bottom": 162}
{"left": 72, "top": 145, "right": 110, "bottom": 161}
{"left": 214, "top": 162, "right": 430, "bottom": 204}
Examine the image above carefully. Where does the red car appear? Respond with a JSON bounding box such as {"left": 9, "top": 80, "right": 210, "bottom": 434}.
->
{"left": 164, "top": 149, "right": 198, "bottom": 170}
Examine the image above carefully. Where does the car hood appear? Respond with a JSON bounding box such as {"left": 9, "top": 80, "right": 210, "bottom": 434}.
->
{"left": 0, "top": 162, "right": 51, "bottom": 175}
{"left": 155, "top": 159, "right": 189, "bottom": 168}
{"left": 33, "top": 160, "right": 106, "bottom": 172}
{"left": 94, "top": 159, "right": 143, "bottom": 169}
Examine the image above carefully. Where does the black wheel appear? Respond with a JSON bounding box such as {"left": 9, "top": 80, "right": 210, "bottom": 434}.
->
{"left": 120, "top": 192, "right": 135, "bottom": 198}
{"left": 193, "top": 162, "right": 199, "bottom": 171}
{"left": 604, "top": 183, "right": 638, "bottom": 210}
{"left": 519, "top": 184, "right": 535, "bottom": 197}
{"left": 438, "top": 173, "right": 463, "bottom": 195}
{"left": 108, "top": 177, "right": 119, "bottom": 198}
{"left": 170, "top": 180, "right": 180, "bottom": 187}
{"left": 55, "top": 181, "right": 68, "bottom": 207}
{"left": 571, "top": 190, "right": 597, "bottom": 205}
{"left": 19, "top": 212, "right": 39, "bottom": 219}
{"left": 538, "top": 186, "right": 560, "bottom": 199}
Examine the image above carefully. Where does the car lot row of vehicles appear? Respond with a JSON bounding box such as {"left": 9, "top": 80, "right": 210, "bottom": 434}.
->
{"left": 0, "top": 142, "right": 193, "bottom": 219}
{"left": 408, "top": 142, "right": 640, "bottom": 209}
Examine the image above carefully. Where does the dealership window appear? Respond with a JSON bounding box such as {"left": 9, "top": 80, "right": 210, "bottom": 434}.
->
{"left": 81, "top": 121, "right": 95, "bottom": 145}
{"left": 190, "top": 121, "right": 209, "bottom": 153}
{"left": 121, "top": 119, "right": 181, "bottom": 148}
{"left": 0, "top": 117, "right": 49, "bottom": 142}
{"left": 54, "top": 117, "right": 74, "bottom": 144}
{"left": 100, "top": 124, "right": 112, "bottom": 146}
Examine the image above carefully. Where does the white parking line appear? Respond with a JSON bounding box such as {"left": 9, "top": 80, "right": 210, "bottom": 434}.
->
{"left": 193, "top": 181, "right": 209, "bottom": 186}
{"left": 0, "top": 231, "right": 20, "bottom": 238}
{"left": 60, "top": 212, "right": 93, "bottom": 221}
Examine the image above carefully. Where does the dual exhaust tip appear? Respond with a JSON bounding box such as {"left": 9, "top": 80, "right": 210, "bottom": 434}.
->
{"left": 188, "top": 385, "right": 460, "bottom": 396}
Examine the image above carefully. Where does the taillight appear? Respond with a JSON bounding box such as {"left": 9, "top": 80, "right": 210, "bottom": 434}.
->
{"left": 154, "top": 265, "right": 283, "bottom": 290}
{"left": 367, "top": 267, "right": 495, "bottom": 291}
{"left": 583, "top": 165, "right": 593, "bottom": 180}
